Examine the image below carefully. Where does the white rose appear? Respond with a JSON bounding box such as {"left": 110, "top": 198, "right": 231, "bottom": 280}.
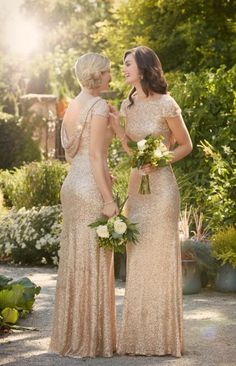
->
{"left": 41, "top": 257, "right": 47, "bottom": 264}
{"left": 159, "top": 142, "right": 168, "bottom": 151}
{"left": 154, "top": 148, "right": 163, "bottom": 158}
{"left": 96, "top": 225, "right": 110, "bottom": 238}
{"left": 21, "top": 243, "right": 26, "bottom": 249}
{"left": 137, "top": 139, "right": 147, "bottom": 151}
{"left": 114, "top": 219, "right": 127, "bottom": 235}
{"left": 35, "top": 242, "right": 42, "bottom": 250}
{"left": 163, "top": 150, "right": 171, "bottom": 157}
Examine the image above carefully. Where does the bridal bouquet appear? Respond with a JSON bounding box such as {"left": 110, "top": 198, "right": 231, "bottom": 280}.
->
{"left": 88, "top": 197, "right": 139, "bottom": 253}
{"left": 128, "top": 134, "right": 173, "bottom": 194}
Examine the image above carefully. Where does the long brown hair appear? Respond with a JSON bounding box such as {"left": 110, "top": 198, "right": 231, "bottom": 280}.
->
{"left": 124, "top": 46, "right": 168, "bottom": 106}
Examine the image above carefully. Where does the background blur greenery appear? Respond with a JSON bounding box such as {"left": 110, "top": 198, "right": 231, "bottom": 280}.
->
{"left": 0, "top": 0, "right": 235, "bottom": 233}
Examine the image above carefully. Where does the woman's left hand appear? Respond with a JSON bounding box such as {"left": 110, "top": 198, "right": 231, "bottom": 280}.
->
{"left": 141, "top": 164, "right": 156, "bottom": 175}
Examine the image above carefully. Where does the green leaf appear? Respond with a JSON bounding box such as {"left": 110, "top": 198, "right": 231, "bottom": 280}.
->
{"left": 0, "top": 277, "right": 41, "bottom": 312}
{"left": 10, "top": 277, "right": 41, "bottom": 311}
{"left": 0, "top": 275, "right": 13, "bottom": 290}
{"left": 0, "top": 284, "right": 24, "bottom": 310}
{"left": 1, "top": 307, "right": 19, "bottom": 324}
{"left": 88, "top": 218, "right": 108, "bottom": 228}
{"left": 111, "top": 232, "right": 123, "bottom": 239}
{"left": 118, "top": 196, "right": 128, "bottom": 214}
{"left": 127, "top": 141, "right": 137, "bottom": 149}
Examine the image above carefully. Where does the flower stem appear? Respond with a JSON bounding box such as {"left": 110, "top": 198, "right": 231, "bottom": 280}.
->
{"left": 139, "top": 175, "right": 151, "bottom": 194}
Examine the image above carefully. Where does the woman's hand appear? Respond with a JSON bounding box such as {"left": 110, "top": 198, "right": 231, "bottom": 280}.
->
{"left": 109, "top": 171, "right": 116, "bottom": 185}
{"left": 102, "top": 201, "right": 119, "bottom": 218}
{"left": 108, "top": 104, "right": 120, "bottom": 134}
{"left": 140, "top": 164, "right": 157, "bottom": 175}
{"left": 108, "top": 103, "right": 132, "bottom": 155}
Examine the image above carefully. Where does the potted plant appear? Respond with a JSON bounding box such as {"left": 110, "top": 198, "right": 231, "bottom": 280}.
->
{"left": 181, "top": 240, "right": 201, "bottom": 294}
{"left": 211, "top": 226, "right": 236, "bottom": 292}
{"left": 191, "top": 240, "right": 218, "bottom": 288}
{"left": 180, "top": 207, "right": 218, "bottom": 290}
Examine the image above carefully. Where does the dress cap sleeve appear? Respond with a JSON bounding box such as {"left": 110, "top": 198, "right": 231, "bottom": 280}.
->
{"left": 164, "top": 95, "right": 182, "bottom": 118}
{"left": 92, "top": 99, "right": 109, "bottom": 118}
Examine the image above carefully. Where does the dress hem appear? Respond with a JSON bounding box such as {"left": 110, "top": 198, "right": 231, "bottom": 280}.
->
{"left": 117, "top": 349, "right": 183, "bottom": 358}
{"left": 48, "top": 347, "right": 115, "bottom": 359}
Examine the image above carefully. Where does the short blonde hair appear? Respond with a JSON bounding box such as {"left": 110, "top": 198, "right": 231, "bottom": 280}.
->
{"left": 75, "top": 53, "right": 110, "bottom": 89}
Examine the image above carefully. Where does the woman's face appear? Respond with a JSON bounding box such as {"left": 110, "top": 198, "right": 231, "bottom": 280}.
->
{"left": 100, "top": 69, "right": 111, "bottom": 91}
{"left": 123, "top": 53, "right": 140, "bottom": 85}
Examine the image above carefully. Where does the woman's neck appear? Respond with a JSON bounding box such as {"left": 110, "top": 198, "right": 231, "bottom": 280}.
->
{"left": 133, "top": 82, "right": 151, "bottom": 100}
{"left": 82, "top": 87, "right": 100, "bottom": 97}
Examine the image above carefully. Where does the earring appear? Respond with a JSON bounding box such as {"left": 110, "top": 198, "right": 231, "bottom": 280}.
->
{"left": 140, "top": 75, "right": 144, "bottom": 80}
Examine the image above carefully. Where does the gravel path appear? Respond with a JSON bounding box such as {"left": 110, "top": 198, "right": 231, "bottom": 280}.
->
{"left": 0, "top": 264, "right": 236, "bottom": 366}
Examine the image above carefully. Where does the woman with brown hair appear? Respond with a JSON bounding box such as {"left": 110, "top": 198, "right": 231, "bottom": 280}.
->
{"left": 109, "top": 46, "right": 192, "bottom": 358}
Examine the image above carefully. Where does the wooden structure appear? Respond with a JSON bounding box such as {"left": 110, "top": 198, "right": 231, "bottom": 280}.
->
{"left": 20, "top": 94, "right": 65, "bottom": 160}
{"left": 20, "top": 91, "right": 116, "bottom": 160}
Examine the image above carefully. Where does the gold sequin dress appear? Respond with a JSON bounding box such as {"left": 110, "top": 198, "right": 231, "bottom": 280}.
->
{"left": 49, "top": 97, "right": 116, "bottom": 358}
{"left": 117, "top": 94, "right": 184, "bottom": 358}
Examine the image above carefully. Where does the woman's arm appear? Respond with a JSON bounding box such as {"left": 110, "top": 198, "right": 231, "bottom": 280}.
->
{"left": 141, "top": 114, "right": 192, "bottom": 175}
{"left": 166, "top": 114, "right": 193, "bottom": 163}
{"left": 65, "top": 151, "right": 72, "bottom": 164}
{"left": 89, "top": 114, "right": 119, "bottom": 217}
{"left": 108, "top": 105, "right": 132, "bottom": 155}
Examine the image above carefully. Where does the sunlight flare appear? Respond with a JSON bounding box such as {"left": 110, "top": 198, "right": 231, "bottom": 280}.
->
{"left": 5, "top": 17, "right": 42, "bottom": 56}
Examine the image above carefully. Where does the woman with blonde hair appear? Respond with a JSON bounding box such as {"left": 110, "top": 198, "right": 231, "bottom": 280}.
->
{"left": 49, "top": 53, "right": 118, "bottom": 358}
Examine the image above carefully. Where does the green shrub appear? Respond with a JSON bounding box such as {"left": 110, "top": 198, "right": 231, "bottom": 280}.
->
{"left": 171, "top": 65, "right": 236, "bottom": 230}
{"left": 175, "top": 140, "right": 236, "bottom": 231}
{"left": 0, "top": 170, "right": 16, "bottom": 207}
{"left": 172, "top": 65, "right": 235, "bottom": 161}
{"left": 1, "top": 160, "right": 69, "bottom": 209}
{"left": 0, "top": 113, "right": 41, "bottom": 169}
{"left": 111, "top": 160, "right": 130, "bottom": 203}
{"left": 0, "top": 189, "right": 3, "bottom": 212}
{"left": 0, "top": 205, "right": 62, "bottom": 265}
{"left": 108, "top": 138, "right": 129, "bottom": 202}
{"left": 211, "top": 226, "right": 236, "bottom": 268}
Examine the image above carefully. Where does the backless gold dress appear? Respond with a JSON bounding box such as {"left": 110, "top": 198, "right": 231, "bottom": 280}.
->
{"left": 49, "top": 96, "right": 116, "bottom": 358}
{"left": 117, "top": 93, "right": 184, "bottom": 358}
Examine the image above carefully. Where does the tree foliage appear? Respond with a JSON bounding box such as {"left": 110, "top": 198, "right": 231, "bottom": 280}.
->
{"left": 97, "top": 0, "right": 236, "bottom": 73}
{"left": 0, "top": 113, "right": 41, "bottom": 169}
{"left": 171, "top": 65, "right": 236, "bottom": 229}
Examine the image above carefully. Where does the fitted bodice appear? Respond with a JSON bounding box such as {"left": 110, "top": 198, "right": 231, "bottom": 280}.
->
{"left": 121, "top": 93, "right": 181, "bottom": 149}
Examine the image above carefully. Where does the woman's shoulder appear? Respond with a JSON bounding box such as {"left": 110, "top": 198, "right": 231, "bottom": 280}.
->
{"left": 159, "top": 93, "right": 182, "bottom": 117}
{"left": 153, "top": 92, "right": 175, "bottom": 103}
{"left": 92, "top": 97, "right": 109, "bottom": 118}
